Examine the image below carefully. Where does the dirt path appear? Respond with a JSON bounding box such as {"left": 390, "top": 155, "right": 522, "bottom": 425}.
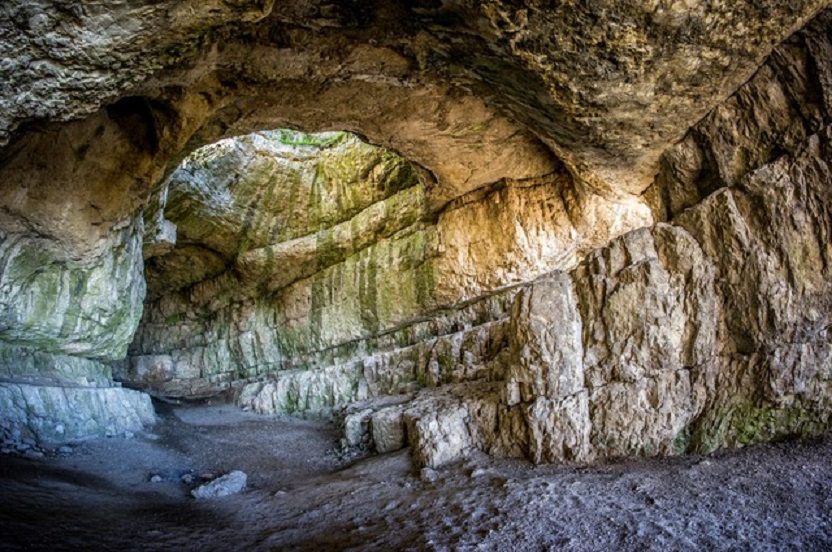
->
{"left": 1, "top": 401, "right": 831, "bottom": 551}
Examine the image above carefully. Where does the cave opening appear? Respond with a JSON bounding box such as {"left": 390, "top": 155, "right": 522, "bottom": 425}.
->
{"left": 119, "top": 127, "right": 652, "bottom": 423}
{"left": 3, "top": 1, "right": 832, "bottom": 548}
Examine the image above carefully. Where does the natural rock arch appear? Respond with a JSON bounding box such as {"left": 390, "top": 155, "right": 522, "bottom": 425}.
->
{"left": 1, "top": 1, "right": 832, "bottom": 468}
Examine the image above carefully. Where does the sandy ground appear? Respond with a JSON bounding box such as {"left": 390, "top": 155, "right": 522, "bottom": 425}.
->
{"left": 1, "top": 400, "right": 831, "bottom": 551}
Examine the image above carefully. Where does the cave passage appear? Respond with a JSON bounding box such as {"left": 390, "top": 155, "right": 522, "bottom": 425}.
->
{"left": 3, "top": 2, "right": 832, "bottom": 549}
{"left": 120, "top": 128, "right": 650, "bottom": 418}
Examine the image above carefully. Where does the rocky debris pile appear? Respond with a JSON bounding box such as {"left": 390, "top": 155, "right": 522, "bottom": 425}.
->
{"left": 332, "top": 395, "right": 414, "bottom": 459}
{"left": 147, "top": 467, "right": 204, "bottom": 484}
{"left": 147, "top": 467, "right": 248, "bottom": 499}
{"left": 1, "top": 421, "right": 77, "bottom": 459}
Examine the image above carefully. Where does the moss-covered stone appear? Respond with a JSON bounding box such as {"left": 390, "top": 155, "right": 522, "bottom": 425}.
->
{"left": 0, "top": 217, "right": 146, "bottom": 362}
{"left": 129, "top": 130, "right": 648, "bottom": 408}
{"left": 692, "top": 400, "right": 832, "bottom": 454}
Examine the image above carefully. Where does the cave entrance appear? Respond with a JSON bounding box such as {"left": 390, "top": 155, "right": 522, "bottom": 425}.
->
{"left": 120, "top": 128, "right": 434, "bottom": 410}
{"left": 116, "top": 127, "right": 651, "bottom": 425}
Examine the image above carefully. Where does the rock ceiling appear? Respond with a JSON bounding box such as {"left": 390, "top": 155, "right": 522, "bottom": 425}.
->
{"left": 2, "top": 1, "right": 829, "bottom": 204}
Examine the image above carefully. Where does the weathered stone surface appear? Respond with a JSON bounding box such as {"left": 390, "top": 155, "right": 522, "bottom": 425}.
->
{"left": 0, "top": 382, "right": 155, "bottom": 444}
{"left": 0, "top": 344, "right": 112, "bottom": 387}
{"left": 525, "top": 393, "right": 593, "bottom": 466}
{"left": 371, "top": 407, "right": 407, "bottom": 454}
{"left": 649, "top": 9, "right": 832, "bottom": 220}
{"left": 403, "top": 109, "right": 832, "bottom": 470}
{"left": 342, "top": 408, "right": 374, "bottom": 449}
{"left": 0, "top": 219, "right": 145, "bottom": 361}
{"left": 129, "top": 131, "right": 646, "bottom": 402}
{"left": 238, "top": 363, "right": 369, "bottom": 417}
{"left": 0, "top": 1, "right": 272, "bottom": 145}
{"left": 191, "top": 471, "right": 248, "bottom": 499}
{"left": 505, "top": 273, "right": 584, "bottom": 406}
{"left": 2, "top": 0, "right": 832, "bottom": 467}
{"left": 2, "top": 0, "right": 826, "bottom": 197}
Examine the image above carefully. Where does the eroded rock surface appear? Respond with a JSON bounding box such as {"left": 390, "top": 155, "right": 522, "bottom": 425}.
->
{"left": 2, "top": 1, "right": 828, "bottom": 196}
{"left": 399, "top": 17, "right": 832, "bottom": 467}
{"left": 0, "top": 380, "right": 154, "bottom": 444}
{"left": 125, "top": 130, "right": 648, "bottom": 403}
{"left": 1, "top": 2, "right": 832, "bottom": 463}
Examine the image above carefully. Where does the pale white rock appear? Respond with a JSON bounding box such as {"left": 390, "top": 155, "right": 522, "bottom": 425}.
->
{"left": 343, "top": 409, "right": 374, "bottom": 448}
{"left": 371, "top": 407, "right": 407, "bottom": 454}
{"left": 0, "top": 383, "right": 155, "bottom": 444}
{"left": 525, "top": 393, "right": 593, "bottom": 465}
{"left": 191, "top": 471, "right": 248, "bottom": 499}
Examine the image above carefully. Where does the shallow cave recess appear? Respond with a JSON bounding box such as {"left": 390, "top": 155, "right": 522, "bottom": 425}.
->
{"left": 3, "top": 2, "right": 832, "bottom": 547}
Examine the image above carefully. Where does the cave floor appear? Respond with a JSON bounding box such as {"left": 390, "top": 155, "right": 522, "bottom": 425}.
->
{"left": 1, "top": 402, "right": 831, "bottom": 551}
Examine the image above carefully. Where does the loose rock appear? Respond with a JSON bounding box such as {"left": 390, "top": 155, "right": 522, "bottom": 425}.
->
{"left": 191, "top": 471, "right": 248, "bottom": 499}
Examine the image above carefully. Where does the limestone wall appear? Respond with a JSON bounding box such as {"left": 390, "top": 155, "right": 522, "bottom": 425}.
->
{"left": 0, "top": 0, "right": 831, "bottom": 462}
{"left": 125, "top": 131, "right": 650, "bottom": 402}
{"left": 398, "top": 17, "right": 832, "bottom": 467}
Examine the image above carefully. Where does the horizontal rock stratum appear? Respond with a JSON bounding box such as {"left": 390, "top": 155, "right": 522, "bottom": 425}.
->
{"left": 0, "top": 1, "right": 831, "bottom": 467}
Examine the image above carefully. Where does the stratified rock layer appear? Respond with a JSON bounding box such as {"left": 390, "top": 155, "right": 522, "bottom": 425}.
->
{"left": 0, "top": 380, "right": 155, "bottom": 444}
{"left": 397, "top": 17, "right": 832, "bottom": 467}
{"left": 126, "top": 131, "right": 648, "bottom": 402}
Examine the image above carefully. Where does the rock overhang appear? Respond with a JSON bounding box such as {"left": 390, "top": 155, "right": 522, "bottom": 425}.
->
{"left": 1, "top": 1, "right": 832, "bottom": 463}
{"left": 3, "top": 0, "right": 830, "bottom": 205}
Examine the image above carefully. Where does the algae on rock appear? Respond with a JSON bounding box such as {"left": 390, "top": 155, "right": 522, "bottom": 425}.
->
{"left": 129, "top": 130, "right": 648, "bottom": 403}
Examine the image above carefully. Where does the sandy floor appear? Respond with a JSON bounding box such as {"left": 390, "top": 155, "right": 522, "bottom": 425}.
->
{"left": 1, "top": 401, "right": 831, "bottom": 551}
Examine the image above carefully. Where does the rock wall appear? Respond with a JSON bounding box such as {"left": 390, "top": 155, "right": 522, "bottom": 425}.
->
{"left": 125, "top": 131, "right": 650, "bottom": 403}
{"left": 399, "top": 133, "right": 832, "bottom": 467}
{"left": 393, "top": 17, "right": 832, "bottom": 467}
{"left": 1, "top": 1, "right": 831, "bottom": 462}
{"left": 0, "top": 195, "right": 154, "bottom": 444}
{"left": 0, "top": 219, "right": 145, "bottom": 360}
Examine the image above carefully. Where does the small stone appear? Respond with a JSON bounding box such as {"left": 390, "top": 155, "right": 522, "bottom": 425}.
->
{"left": 150, "top": 475, "right": 163, "bottom": 483}
{"left": 420, "top": 467, "right": 439, "bottom": 483}
{"left": 191, "top": 470, "right": 247, "bottom": 499}
{"left": 24, "top": 450, "right": 45, "bottom": 459}
{"left": 274, "top": 490, "right": 288, "bottom": 497}
{"left": 124, "top": 431, "right": 135, "bottom": 439}
{"left": 181, "top": 474, "right": 195, "bottom": 484}
{"left": 58, "top": 446, "right": 73, "bottom": 455}
{"left": 1, "top": 448, "right": 14, "bottom": 455}
{"left": 470, "top": 468, "right": 487, "bottom": 478}
{"left": 15, "top": 443, "right": 30, "bottom": 452}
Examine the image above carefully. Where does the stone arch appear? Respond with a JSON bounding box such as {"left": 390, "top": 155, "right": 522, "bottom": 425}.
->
{"left": 2, "top": 0, "right": 832, "bottom": 467}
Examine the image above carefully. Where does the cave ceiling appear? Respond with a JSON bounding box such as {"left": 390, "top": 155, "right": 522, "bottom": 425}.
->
{"left": 0, "top": 0, "right": 829, "bottom": 246}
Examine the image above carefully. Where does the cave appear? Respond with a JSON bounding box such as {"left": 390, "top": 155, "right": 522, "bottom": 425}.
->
{"left": 2, "top": 1, "right": 832, "bottom": 549}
